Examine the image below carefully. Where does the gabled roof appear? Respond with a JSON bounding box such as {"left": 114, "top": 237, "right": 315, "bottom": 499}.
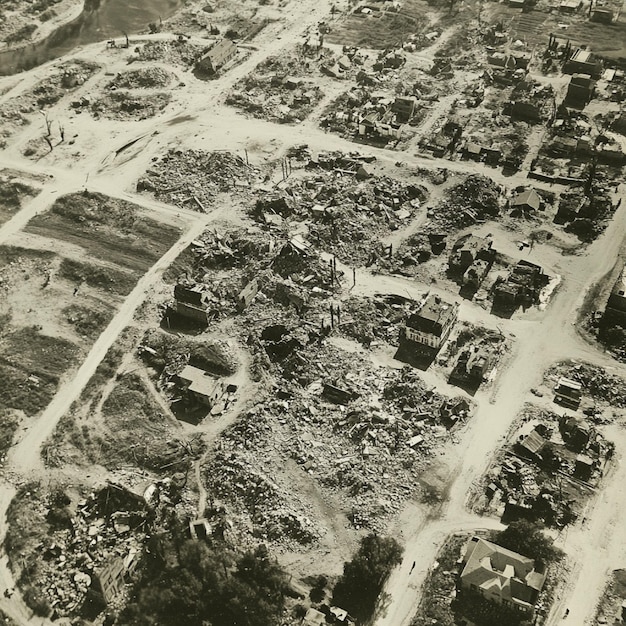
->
{"left": 519, "top": 429, "right": 546, "bottom": 456}
{"left": 178, "top": 365, "right": 222, "bottom": 398}
{"left": 512, "top": 189, "right": 541, "bottom": 210}
{"left": 461, "top": 537, "right": 546, "bottom": 608}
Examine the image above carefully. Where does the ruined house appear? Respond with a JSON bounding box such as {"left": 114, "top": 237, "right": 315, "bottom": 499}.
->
{"left": 392, "top": 96, "right": 417, "bottom": 123}
{"left": 237, "top": 278, "right": 260, "bottom": 311}
{"left": 174, "top": 283, "right": 211, "bottom": 324}
{"left": 402, "top": 294, "right": 458, "bottom": 351}
{"left": 449, "top": 235, "right": 494, "bottom": 272}
{"left": 460, "top": 536, "right": 547, "bottom": 617}
{"left": 450, "top": 346, "right": 490, "bottom": 385}
{"left": 565, "top": 74, "right": 595, "bottom": 105}
{"left": 554, "top": 378, "right": 583, "bottom": 410}
{"left": 515, "top": 428, "right": 547, "bottom": 462}
{"left": 90, "top": 556, "right": 127, "bottom": 606}
{"left": 493, "top": 260, "right": 545, "bottom": 308}
{"left": 602, "top": 262, "right": 626, "bottom": 326}
{"left": 564, "top": 48, "right": 603, "bottom": 79}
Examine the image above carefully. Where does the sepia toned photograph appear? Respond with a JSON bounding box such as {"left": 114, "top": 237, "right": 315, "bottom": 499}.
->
{"left": 0, "top": 0, "right": 625, "bottom": 624}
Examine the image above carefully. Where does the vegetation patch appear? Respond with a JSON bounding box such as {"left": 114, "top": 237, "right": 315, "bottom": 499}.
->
{"left": 333, "top": 533, "right": 404, "bottom": 623}
{"left": 59, "top": 257, "right": 137, "bottom": 296}
{"left": 0, "top": 179, "right": 38, "bottom": 224}
{"left": 25, "top": 191, "right": 181, "bottom": 274}
{"left": 62, "top": 303, "right": 113, "bottom": 339}
{"left": 45, "top": 373, "right": 190, "bottom": 472}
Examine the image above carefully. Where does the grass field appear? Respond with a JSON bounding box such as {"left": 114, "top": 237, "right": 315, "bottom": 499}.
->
{"left": 59, "top": 258, "right": 137, "bottom": 296}
{"left": 327, "top": 0, "right": 432, "bottom": 48}
{"left": 0, "top": 326, "right": 80, "bottom": 416}
{"left": 25, "top": 191, "right": 181, "bottom": 275}
{"left": 489, "top": 7, "right": 626, "bottom": 60}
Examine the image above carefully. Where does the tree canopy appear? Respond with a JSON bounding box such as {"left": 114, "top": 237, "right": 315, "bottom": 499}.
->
{"left": 119, "top": 541, "right": 287, "bottom": 626}
{"left": 332, "top": 533, "right": 404, "bottom": 622}
{"left": 495, "top": 520, "right": 560, "bottom": 565}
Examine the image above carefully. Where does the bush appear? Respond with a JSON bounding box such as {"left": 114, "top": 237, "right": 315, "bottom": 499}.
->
{"left": 23, "top": 586, "right": 50, "bottom": 617}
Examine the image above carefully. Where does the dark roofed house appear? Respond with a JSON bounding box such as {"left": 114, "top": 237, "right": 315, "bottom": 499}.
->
{"left": 403, "top": 293, "right": 458, "bottom": 351}
{"left": 460, "top": 536, "right": 547, "bottom": 616}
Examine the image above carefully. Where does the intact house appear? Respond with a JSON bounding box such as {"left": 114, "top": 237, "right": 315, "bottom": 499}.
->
{"left": 459, "top": 536, "right": 547, "bottom": 617}
{"left": 510, "top": 189, "right": 542, "bottom": 215}
{"left": 176, "top": 365, "right": 224, "bottom": 409}
{"left": 401, "top": 294, "right": 459, "bottom": 352}
{"left": 196, "top": 39, "right": 237, "bottom": 74}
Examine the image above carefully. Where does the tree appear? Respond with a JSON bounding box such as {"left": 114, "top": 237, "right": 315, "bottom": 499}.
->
{"left": 120, "top": 540, "right": 286, "bottom": 626}
{"left": 495, "top": 520, "right": 560, "bottom": 565}
{"left": 332, "top": 533, "right": 403, "bottom": 622}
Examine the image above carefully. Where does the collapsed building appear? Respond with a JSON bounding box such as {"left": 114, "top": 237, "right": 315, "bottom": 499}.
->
{"left": 493, "top": 261, "right": 547, "bottom": 310}
{"left": 448, "top": 235, "right": 495, "bottom": 291}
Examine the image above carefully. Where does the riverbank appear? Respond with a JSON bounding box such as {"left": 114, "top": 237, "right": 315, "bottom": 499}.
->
{"left": 0, "top": 0, "right": 84, "bottom": 50}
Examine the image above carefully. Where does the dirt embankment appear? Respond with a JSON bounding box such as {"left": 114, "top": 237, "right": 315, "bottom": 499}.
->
{"left": 0, "top": 0, "right": 84, "bottom": 50}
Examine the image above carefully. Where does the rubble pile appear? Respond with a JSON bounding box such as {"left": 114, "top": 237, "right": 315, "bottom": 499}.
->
{"left": 186, "top": 228, "right": 274, "bottom": 271}
{"left": 207, "top": 426, "right": 323, "bottom": 548}
{"left": 132, "top": 40, "right": 204, "bottom": 67}
{"left": 548, "top": 362, "right": 626, "bottom": 408}
{"left": 432, "top": 174, "right": 502, "bottom": 230}
{"left": 7, "top": 480, "right": 191, "bottom": 617}
{"left": 204, "top": 338, "right": 473, "bottom": 537}
{"left": 478, "top": 404, "right": 612, "bottom": 527}
{"left": 89, "top": 91, "right": 172, "bottom": 121}
{"left": 252, "top": 166, "right": 427, "bottom": 266}
{"left": 137, "top": 150, "right": 265, "bottom": 211}
{"left": 107, "top": 67, "right": 176, "bottom": 90}
{"left": 336, "top": 295, "right": 407, "bottom": 346}
{"left": 226, "top": 49, "right": 325, "bottom": 124}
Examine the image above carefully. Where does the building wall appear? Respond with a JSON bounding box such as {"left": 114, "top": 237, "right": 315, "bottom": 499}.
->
{"left": 463, "top": 580, "right": 533, "bottom": 615}
{"left": 405, "top": 327, "right": 441, "bottom": 348}
{"left": 177, "top": 301, "right": 209, "bottom": 322}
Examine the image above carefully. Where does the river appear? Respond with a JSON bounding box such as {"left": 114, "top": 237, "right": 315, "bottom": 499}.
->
{"left": 0, "top": 0, "right": 186, "bottom": 76}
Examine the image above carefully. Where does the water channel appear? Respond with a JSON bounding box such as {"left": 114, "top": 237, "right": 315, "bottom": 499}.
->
{"left": 0, "top": 0, "right": 185, "bottom": 75}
